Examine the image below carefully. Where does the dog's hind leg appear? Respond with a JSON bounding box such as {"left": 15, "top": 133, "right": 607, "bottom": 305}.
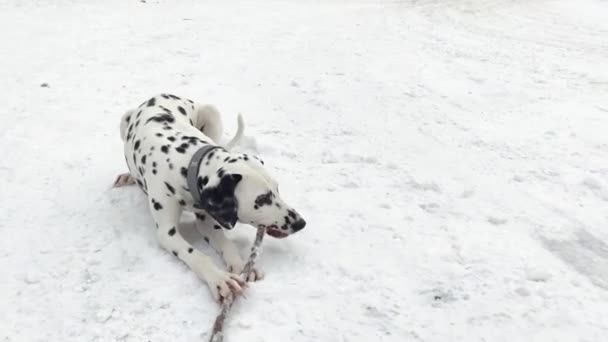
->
{"left": 191, "top": 105, "right": 244, "bottom": 149}
{"left": 191, "top": 104, "right": 224, "bottom": 143}
{"left": 113, "top": 173, "right": 135, "bottom": 187}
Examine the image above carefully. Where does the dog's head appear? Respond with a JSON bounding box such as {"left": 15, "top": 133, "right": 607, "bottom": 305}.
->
{"left": 199, "top": 154, "right": 306, "bottom": 238}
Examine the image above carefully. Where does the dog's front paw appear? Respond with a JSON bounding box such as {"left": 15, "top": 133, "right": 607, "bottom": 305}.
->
{"left": 228, "top": 263, "right": 265, "bottom": 282}
{"left": 207, "top": 271, "right": 248, "bottom": 303}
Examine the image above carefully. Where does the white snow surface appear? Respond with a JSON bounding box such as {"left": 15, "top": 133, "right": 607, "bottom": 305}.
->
{"left": 1, "top": 0, "right": 608, "bottom": 341}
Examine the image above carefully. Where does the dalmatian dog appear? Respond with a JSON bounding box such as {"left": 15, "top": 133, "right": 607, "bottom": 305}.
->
{"left": 116, "top": 94, "right": 306, "bottom": 302}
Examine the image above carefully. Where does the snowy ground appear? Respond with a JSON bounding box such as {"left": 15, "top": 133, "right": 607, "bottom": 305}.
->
{"left": 1, "top": 0, "right": 608, "bottom": 341}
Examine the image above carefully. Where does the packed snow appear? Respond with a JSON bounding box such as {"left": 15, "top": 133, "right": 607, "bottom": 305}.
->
{"left": 1, "top": 0, "right": 608, "bottom": 341}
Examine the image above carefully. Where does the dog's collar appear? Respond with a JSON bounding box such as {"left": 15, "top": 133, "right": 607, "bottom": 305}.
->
{"left": 186, "top": 145, "right": 223, "bottom": 208}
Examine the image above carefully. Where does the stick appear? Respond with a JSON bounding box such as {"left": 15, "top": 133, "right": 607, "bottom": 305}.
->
{"left": 208, "top": 226, "right": 266, "bottom": 342}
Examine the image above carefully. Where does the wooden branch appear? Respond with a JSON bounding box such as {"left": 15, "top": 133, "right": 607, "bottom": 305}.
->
{"left": 208, "top": 226, "right": 266, "bottom": 342}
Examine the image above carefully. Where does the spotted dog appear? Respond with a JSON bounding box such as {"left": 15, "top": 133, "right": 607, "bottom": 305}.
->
{"left": 117, "top": 94, "right": 306, "bottom": 302}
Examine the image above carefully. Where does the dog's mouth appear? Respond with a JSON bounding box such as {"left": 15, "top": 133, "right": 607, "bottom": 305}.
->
{"left": 265, "top": 225, "right": 289, "bottom": 239}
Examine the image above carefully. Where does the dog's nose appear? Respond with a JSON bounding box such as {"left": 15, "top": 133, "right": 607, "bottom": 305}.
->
{"left": 292, "top": 219, "right": 306, "bottom": 232}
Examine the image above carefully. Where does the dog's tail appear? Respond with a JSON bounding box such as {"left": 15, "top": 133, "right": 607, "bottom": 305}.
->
{"left": 119, "top": 109, "right": 134, "bottom": 142}
{"left": 225, "top": 113, "right": 244, "bottom": 150}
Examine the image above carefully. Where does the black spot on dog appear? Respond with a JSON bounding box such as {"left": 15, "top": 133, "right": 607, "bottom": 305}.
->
{"left": 161, "top": 145, "right": 169, "bottom": 154}
{"left": 152, "top": 161, "right": 157, "bottom": 167}
{"left": 224, "top": 157, "right": 230, "bottom": 162}
{"left": 152, "top": 199, "right": 163, "bottom": 210}
{"left": 136, "top": 110, "right": 142, "bottom": 119}
{"left": 164, "top": 182, "right": 175, "bottom": 194}
{"left": 162, "top": 126, "right": 172, "bottom": 130}
{"left": 147, "top": 97, "right": 156, "bottom": 107}
{"left": 217, "top": 168, "right": 225, "bottom": 178}
{"left": 152, "top": 169, "right": 157, "bottom": 175}
{"left": 134, "top": 120, "right": 140, "bottom": 127}
{"left": 168, "top": 227, "right": 176, "bottom": 236}
{"left": 188, "top": 248, "right": 193, "bottom": 253}
{"left": 155, "top": 133, "right": 163, "bottom": 137}
{"left": 141, "top": 155, "right": 146, "bottom": 165}
{"left": 204, "top": 237, "right": 210, "bottom": 244}
{"left": 177, "top": 106, "right": 186, "bottom": 115}
{"left": 161, "top": 94, "right": 170, "bottom": 99}
{"left": 207, "top": 151, "right": 215, "bottom": 160}
{"left": 159, "top": 105, "right": 172, "bottom": 114}
{"left": 168, "top": 163, "right": 174, "bottom": 170}
{"left": 180, "top": 167, "right": 188, "bottom": 178}
{"left": 189, "top": 119, "right": 194, "bottom": 125}
{"left": 125, "top": 115, "right": 131, "bottom": 123}
{"left": 275, "top": 203, "right": 282, "bottom": 209}
{"left": 168, "top": 136, "right": 176, "bottom": 142}
{"left": 201, "top": 176, "right": 208, "bottom": 186}
{"left": 255, "top": 191, "right": 274, "bottom": 208}
{"left": 195, "top": 213, "right": 206, "bottom": 221}
{"left": 228, "top": 159, "right": 238, "bottom": 163}
{"left": 145, "top": 113, "right": 175, "bottom": 125}
{"left": 136, "top": 179, "right": 144, "bottom": 189}
{"left": 175, "top": 147, "right": 186, "bottom": 154}
{"left": 287, "top": 209, "right": 297, "bottom": 219}
{"left": 214, "top": 224, "right": 222, "bottom": 230}
{"left": 172, "top": 251, "right": 178, "bottom": 257}
{"left": 134, "top": 140, "right": 141, "bottom": 150}
{"left": 138, "top": 166, "right": 144, "bottom": 176}
{"left": 179, "top": 199, "right": 186, "bottom": 206}
{"left": 168, "top": 94, "right": 181, "bottom": 100}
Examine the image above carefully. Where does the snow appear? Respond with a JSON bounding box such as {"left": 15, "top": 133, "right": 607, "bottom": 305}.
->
{"left": 1, "top": 0, "right": 608, "bottom": 341}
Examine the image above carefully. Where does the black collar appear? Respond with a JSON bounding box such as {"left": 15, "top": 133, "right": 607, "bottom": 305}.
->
{"left": 186, "top": 145, "right": 222, "bottom": 209}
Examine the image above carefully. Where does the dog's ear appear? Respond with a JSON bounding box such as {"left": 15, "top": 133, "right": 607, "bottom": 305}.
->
{"left": 200, "top": 174, "right": 242, "bottom": 229}
{"left": 230, "top": 174, "right": 242, "bottom": 184}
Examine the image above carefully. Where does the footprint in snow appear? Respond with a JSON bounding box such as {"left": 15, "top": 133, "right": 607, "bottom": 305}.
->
{"left": 487, "top": 216, "right": 508, "bottom": 225}
{"left": 409, "top": 179, "right": 441, "bottom": 193}
{"left": 525, "top": 267, "right": 552, "bottom": 282}
{"left": 419, "top": 202, "right": 440, "bottom": 213}
{"left": 582, "top": 177, "right": 608, "bottom": 201}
